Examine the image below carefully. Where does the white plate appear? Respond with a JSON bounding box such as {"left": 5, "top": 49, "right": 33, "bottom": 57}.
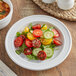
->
{"left": 5, "top": 15, "right": 72, "bottom": 71}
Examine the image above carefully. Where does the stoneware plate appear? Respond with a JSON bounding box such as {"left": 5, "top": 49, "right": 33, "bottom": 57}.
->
{"left": 5, "top": 15, "right": 72, "bottom": 71}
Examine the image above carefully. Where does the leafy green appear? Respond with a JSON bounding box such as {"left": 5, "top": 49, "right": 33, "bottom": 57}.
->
{"left": 41, "top": 24, "right": 46, "bottom": 28}
{"left": 21, "top": 31, "right": 28, "bottom": 36}
{"left": 15, "top": 50, "right": 22, "bottom": 55}
{"left": 19, "top": 43, "right": 27, "bottom": 53}
{"left": 26, "top": 55, "right": 38, "bottom": 60}
{"left": 49, "top": 27, "right": 54, "bottom": 31}
{"left": 0, "top": 10, "right": 6, "bottom": 15}
{"left": 50, "top": 44, "right": 56, "bottom": 48}
{"left": 41, "top": 45, "right": 50, "bottom": 50}
{"left": 29, "top": 23, "right": 33, "bottom": 30}
{"left": 16, "top": 32, "right": 21, "bottom": 37}
{"left": 30, "top": 30, "right": 33, "bottom": 33}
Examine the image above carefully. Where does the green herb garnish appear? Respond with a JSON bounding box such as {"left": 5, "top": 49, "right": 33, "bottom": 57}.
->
{"left": 29, "top": 23, "right": 33, "bottom": 30}
{"left": 19, "top": 43, "right": 27, "bottom": 53}
{"left": 15, "top": 50, "right": 22, "bottom": 55}
{"left": 41, "top": 24, "right": 46, "bottom": 28}
{"left": 0, "top": 10, "right": 6, "bottom": 15}
{"left": 16, "top": 32, "right": 21, "bottom": 37}
{"left": 26, "top": 55, "right": 38, "bottom": 60}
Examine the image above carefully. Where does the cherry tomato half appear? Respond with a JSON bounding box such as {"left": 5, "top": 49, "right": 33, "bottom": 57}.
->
{"left": 25, "top": 39, "right": 33, "bottom": 48}
{"left": 14, "top": 37, "right": 23, "bottom": 47}
{"left": 32, "top": 24, "right": 41, "bottom": 29}
{"left": 20, "top": 35, "right": 26, "bottom": 41}
{"left": 24, "top": 48, "right": 32, "bottom": 55}
{"left": 32, "top": 39, "right": 41, "bottom": 48}
{"left": 52, "top": 29, "right": 60, "bottom": 38}
{"left": 53, "top": 39, "right": 62, "bottom": 46}
{"left": 33, "top": 29, "right": 43, "bottom": 37}
{"left": 37, "top": 51, "right": 46, "bottom": 60}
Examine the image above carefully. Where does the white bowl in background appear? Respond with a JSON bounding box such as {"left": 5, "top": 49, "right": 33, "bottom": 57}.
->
{"left": 5, "top": 15, "right": 72, "bottom": 71}
{"left": 0, "top": 0, "right": 13, "bottom": 29}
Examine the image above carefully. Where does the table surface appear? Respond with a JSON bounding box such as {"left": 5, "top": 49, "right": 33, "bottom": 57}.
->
{"left": 0, "top": 0, "right": 76, "bottom": 76}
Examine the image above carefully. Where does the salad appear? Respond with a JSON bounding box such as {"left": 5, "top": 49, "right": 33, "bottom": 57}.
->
{"left": 14, "top": 23, "right": 62, "bottom": 60}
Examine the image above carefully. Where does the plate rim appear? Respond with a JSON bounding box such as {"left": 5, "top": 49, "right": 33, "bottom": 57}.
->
{"left": 5, "top": 15, "right": 72, "bottom": 71}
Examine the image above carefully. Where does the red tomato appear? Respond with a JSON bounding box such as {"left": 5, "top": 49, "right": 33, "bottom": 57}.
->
{"left": 24, "top": 48, "right": 32, "bottom": 55}
{"left": 52, "top": 29, "right": 60, "bottom": 38}
{"left": 33, "top": 29, "right": 43, "bottom": 37}
{"left": 25, "top": 39, "right": 32, "bottom": 47}
{"left": 32, "top": 24, "right": 41, "bottom": 29}
{"left": 20, "top": 35, "right": 26, "bottom": 41}
{"left": 53, "top": 39, "right": 62, "bottom": 46}
{"left": 14, "top": 37, "right": 23, "bottom": 47}
{"left": 37, "top": 51, "right": 46, "bottom": 60}
{"left": 32, "top": 39, "right": 41, "bottom": 48}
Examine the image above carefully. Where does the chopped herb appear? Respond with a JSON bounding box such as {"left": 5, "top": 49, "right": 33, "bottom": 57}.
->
{"left": 15, "top": 50, "right": 22, "bottom": 55}
{"left": 21, "top": 31, "right": 28, "bottom": 36}
{"left": 16, "top": 32, "right": 21, "bottom": 37}
{"left": 26, "top": 55, "right": 38, "bottom": 60}
{"left": 0, "top": 10, "right": 6, "bottom": 15}
{"left": 19, "top": 43, "right": 27, "bottom": 53}
{"left": 30, "top": 30, "right": 33, "bottom": 33}
{"left": 41, "top": 24, "right": 46, "bottom": 28}
{"left": 50, "top": 44, "right": 56, "bottom": 48}
{"left": 29, "top": 23, "right": 33, "bottom": 30}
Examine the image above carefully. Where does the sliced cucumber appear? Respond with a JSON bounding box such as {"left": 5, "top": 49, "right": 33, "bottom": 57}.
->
{"left": 44, "top": 31, "right": 54, "bottom": 39}
{"left": 44, "top": 48, "right": 54, "bottom": 57}
{"left": 30, "top": 30, "right": 33, "bottom": 33}
{"left": 33, "top": 48, "right": 42, "bottom": 56}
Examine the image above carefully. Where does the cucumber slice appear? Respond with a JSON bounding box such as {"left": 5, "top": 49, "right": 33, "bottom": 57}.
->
{"left": 44, "top": 31, "right": 54, "bottom": 39}
{"left": 30, "top": 30, "right": 33, "bottom": 33}
{"left": 33, "top": 48, "right": 42, "bottom": 56}
{"left": 44, "top": 48, "right": 54, "bottom": 57}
